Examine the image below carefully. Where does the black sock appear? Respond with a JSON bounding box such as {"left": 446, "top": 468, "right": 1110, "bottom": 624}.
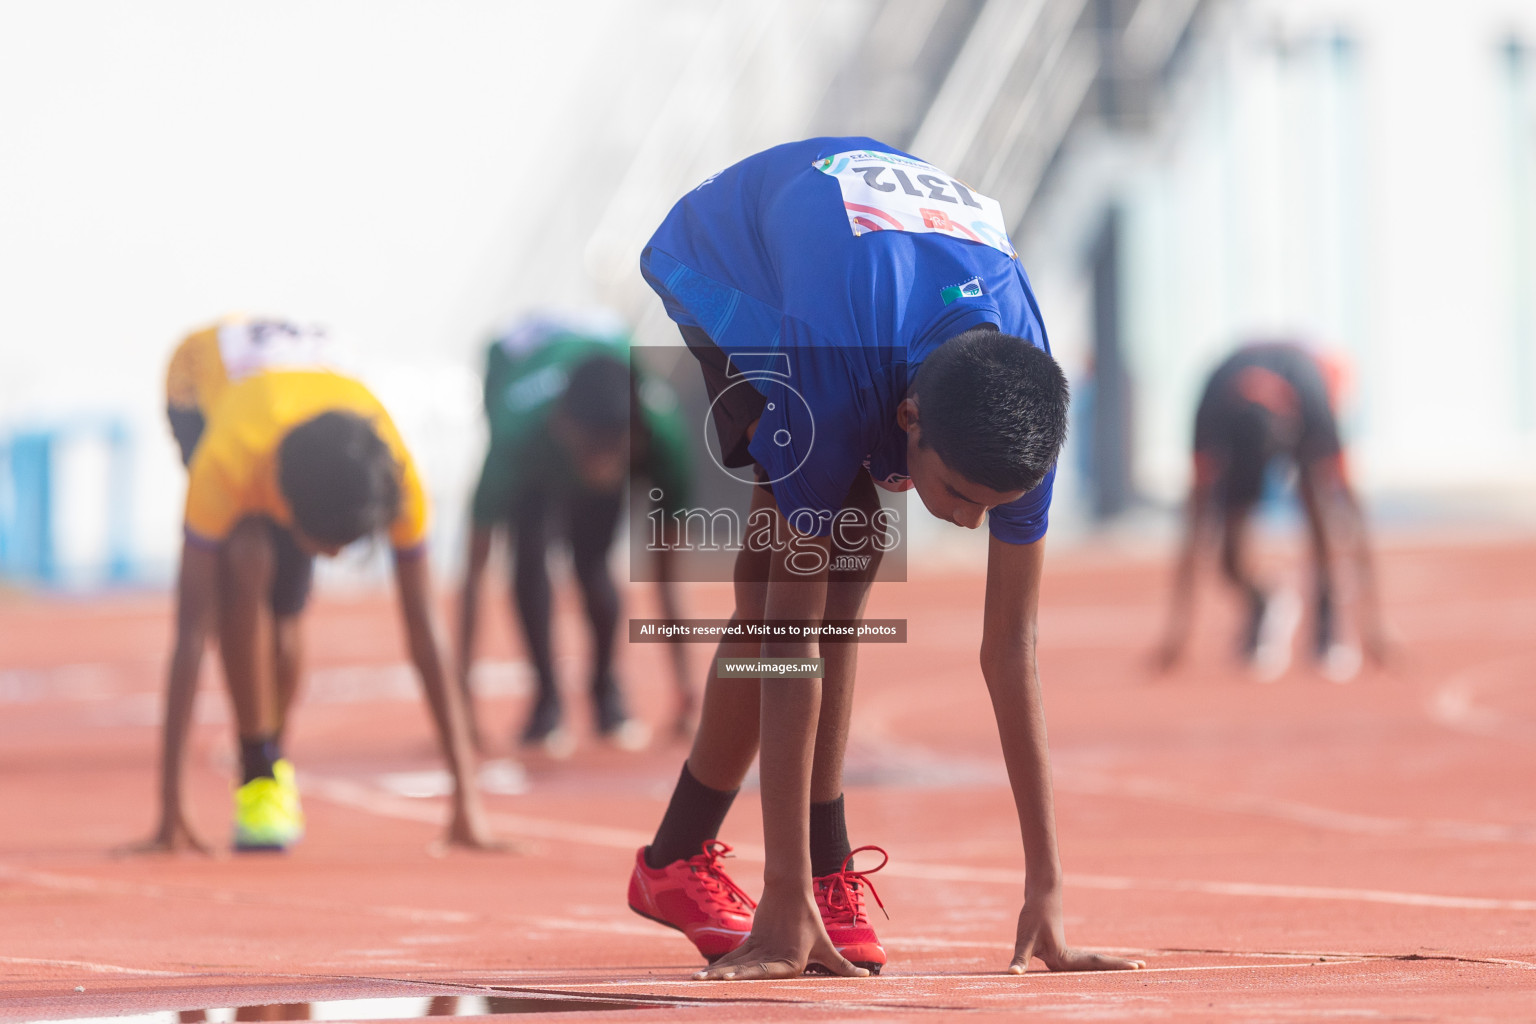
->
{"left": 646, "top": 763, "right": 738, "bottom": 868}
{"left": 1315, "top": 584, "right": 1335, "bottom": 657}
{"left": 239, "top": 735, "right": 281, "bottom": 784}
{"left": 1240, "top": 588, "right": 1266, "bottom": 656}
{"left": 810, "top": 794, "right": 852, "bottom": 877}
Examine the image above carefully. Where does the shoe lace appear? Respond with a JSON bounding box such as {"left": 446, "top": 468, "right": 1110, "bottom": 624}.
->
{"left": 818, "top": 845, "right": 889, "bottom": 922}
{"left": 687, "top": 840, "right": 758, "bottom": 911}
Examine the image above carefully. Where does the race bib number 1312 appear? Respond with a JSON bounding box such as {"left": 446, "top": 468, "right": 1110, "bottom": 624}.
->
{"left": 813, "top": 150, "right": 1015, "bottom": 258}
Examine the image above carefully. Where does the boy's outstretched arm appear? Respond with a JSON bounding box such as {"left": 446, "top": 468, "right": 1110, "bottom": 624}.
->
{"left": 982, "top": 535, "right": 1144, "bottom": 974}
{"left": 1154, "top": 472, "right": 1214, "bottom": 671}
{"left": 393, "top": 547, "right": 500, "bottom": 850}
{"left": 1311, "top": 460, "right": 1394, "bottom": 666}
{"left": 693, "top": 511, "right": 867, "bottom": 981}
{"left": 454, "top": 523, "right": 494, "bottom": 749}
{"left": 651, "top": 544, "right": 697, "bottom": 737}
{"left": 128, "top": 538, "right": 219, "bottom": 854}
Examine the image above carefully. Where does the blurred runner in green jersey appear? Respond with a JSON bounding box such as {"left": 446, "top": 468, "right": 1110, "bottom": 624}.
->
{"left": 459, "top": 311, "right": 694, "bottom": 756}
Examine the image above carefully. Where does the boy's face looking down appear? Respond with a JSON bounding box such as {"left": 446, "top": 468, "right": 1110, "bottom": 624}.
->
{"left": 289, "top": 527, "right": 345, "bottom": 558}
{"left": 897, "top": 397, "right": 1026, "bottom": 529}
{"left": 277, "top": 410, "right": 403, "bottom": 556}
{"left": 552, "top": 355, "right": 633, "bottom": 492}
{"left": 552, "top": 411, "right": 628, "bottom": 491}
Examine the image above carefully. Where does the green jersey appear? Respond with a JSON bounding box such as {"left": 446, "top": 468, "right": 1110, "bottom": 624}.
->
{"left": 470, "top": 313, "right": 691, "bottom": 525}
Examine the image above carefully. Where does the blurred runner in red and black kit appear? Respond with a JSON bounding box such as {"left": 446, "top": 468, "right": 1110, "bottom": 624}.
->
{"left": 1155, "top": 341, "right": 1390, "bottom": 681}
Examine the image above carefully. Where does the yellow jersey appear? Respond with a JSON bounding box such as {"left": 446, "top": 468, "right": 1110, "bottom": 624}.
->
{"left": 173, "top": 320, "right": 429, "bottom": 552}
{"left": 166, "top": 317, "right": 343, "bottom": 415}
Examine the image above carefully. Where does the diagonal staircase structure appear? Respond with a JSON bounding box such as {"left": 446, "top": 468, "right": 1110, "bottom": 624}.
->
{"left": 910, "top": 0, "right": 1212, "bottom": 237}
{"left": 488, "top": 0, "right": 1215, "bottom": 336}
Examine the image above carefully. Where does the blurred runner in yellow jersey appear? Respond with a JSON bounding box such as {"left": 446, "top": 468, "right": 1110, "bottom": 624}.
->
{"left": 138, "top": 316, "right": 495, "bottom": 853}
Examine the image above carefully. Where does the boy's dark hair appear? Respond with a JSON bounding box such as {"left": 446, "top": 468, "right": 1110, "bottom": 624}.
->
{"left": 278, "top": 411, "right": 401, "bottom": 547}
{"left": 911, "top": 328, "right": 1069, "bottom": 493}
{"left": 559, "top": 355, "right": 634, "bottom": 445}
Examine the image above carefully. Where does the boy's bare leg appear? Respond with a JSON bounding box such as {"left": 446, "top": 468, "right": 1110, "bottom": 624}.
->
{"left": 1296, "top": 467, "right": 1338, "bottom": 654}
{"left": 1219, "top": 504, "right": 1267, "bottom": 649}
{"left": 1221, "top": 502, "right": 1298, "bottom": 677}
{"left": 810, "top": 472, "right": 884, "bottom": 804}
{"left": 218, "top": 518, "right": 280, "bottom": 741}
{"left": 688, "top": 473, "right": 884, "bottom": 799}
{"left": 653, "top": 476, "right": 882, "bottom": 839}
{"left": 685, "top": 484, "right": 775, "bottom": 790}
{"left": 641, "top": 486, "right": 772, "bottom": 869}
{"left": 1153, "top": 481, "right": 1214, "bottom": 671}
{"left": 1218, "top": 504, "right": 1262, "bottom": 608}
{"left": 272, "top": 614, "right": 303, "bottom": 743}
{"left": 685, "top": 638, "right": 763, "bottom": 790}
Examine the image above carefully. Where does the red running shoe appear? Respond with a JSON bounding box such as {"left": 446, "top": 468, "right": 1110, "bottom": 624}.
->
{"left": 812, "top": 845, "right": 889, "bottom": 974}
{"left": 628, "top": 840, "right": 756, "bottom": 963}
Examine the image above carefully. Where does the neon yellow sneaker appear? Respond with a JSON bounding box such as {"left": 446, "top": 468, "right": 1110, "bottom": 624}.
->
{"left": 234, "top": 758, "right": 305, "bottom": 851}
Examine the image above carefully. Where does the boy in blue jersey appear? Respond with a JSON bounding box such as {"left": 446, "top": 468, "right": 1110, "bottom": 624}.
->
{"left": 624, "top": 138, "right": 1144, "bottom": 979}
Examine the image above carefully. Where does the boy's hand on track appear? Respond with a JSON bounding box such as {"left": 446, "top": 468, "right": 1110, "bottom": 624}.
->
{"left": 1010, "top": 890, "right": 1144, "bottom": 974}
{"left": 692, "top": 885, "right": 869, "bottom": 981}
{"left": 456, "top": 671, "right": 490, "bottom": 756}
{"left": 1363, "top": 622, "right": 1403, "bottom": 670}
{"left": 1150, "top": 638, "right": 1184, "bottom": 673}
{"left": 435, "top": 802, "right": 518, "bottom": 854}
{"left": 116, "top": 811, "right": 217, "bottom": 857}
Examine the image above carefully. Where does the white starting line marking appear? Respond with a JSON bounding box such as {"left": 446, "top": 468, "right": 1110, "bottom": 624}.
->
{"left": 302, "top": 775, "right": 1536, "bottom": 915}
{"left": 860, "top": 736, "right": 1536, "bottom": 849}
{"left": 1053, "top": 770, "right": 1536, "bottom": 845}
{"left": 0, "top": 955, "right": 190, "bottom": 977}
{"left": 7, "top": 850, "right": 1532, "bottom": 981}
{"left": 453, "top": 954, "right": 1535, "bottom": 991}
{"left": 0, "top": 661, "right": 531, "bottom": 709}
{"left": 1068, "top": 873, "right": 1536, "bottom": 912}
{"left": 0, "top": 862, "right": 473, "bottom": 924}
{"left": 307, "top": 775, "right": 653, "bottom": 849}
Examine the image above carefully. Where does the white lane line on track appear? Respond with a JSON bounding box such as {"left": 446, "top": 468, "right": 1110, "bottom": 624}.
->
{"left": 859, "top": 731, "right": 1536, "bottom": 848}
{"left": 0, "top": 662, "right": 532, "bottom": 707}
{"left": 873, "top": 938, "right": 1368, "bottom": 971}
{"left": 517, "top": 916, "right": 663, "bottom": 939}
{"left": 0, "top": 863, "right": 473, "bottom": 924}
{"left": 459, "top": 959, "right": 1526, "bottom": 992}
{"left": 898, "top": 862, "right": 1536, "bottom": 912}
{"left": 306, "top": 776, "right": 652, "bottom": 849}
{"left": 303, "top": 775, "right": 1536, "bottom": 914}
{"left": 455, "top": 951, "right": 1536, "bottom": 994}
{"left": 501, "top": 958, "right": 1534, "bottom": 997}
{"left": 1127, "top": 947, "right": 1536, "bottom": 968}
{"left": 1053, "top": 771, "right": 1536, "bottom": 845}
{"left": 0, "top": 955, "right": 190, "bottom": 976}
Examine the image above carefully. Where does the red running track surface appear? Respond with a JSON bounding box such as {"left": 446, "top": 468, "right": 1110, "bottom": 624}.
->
{"left": 1, "top": 534, "right": 1533, "bottom": 1022}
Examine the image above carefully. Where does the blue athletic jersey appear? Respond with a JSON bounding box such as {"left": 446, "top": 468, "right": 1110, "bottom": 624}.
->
{"left": 641, "top": 136, "right": 1055, "bottom": 545}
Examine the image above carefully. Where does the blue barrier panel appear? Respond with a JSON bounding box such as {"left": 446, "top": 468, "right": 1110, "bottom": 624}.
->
{"left": 0, "top": 420, "right": 133, "bottom": 586}
{"left": 106, "top": 421, "right": 132, "bottom": 583}
{"left": 5, "top": 432, "right": 55, "bottom": 582}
